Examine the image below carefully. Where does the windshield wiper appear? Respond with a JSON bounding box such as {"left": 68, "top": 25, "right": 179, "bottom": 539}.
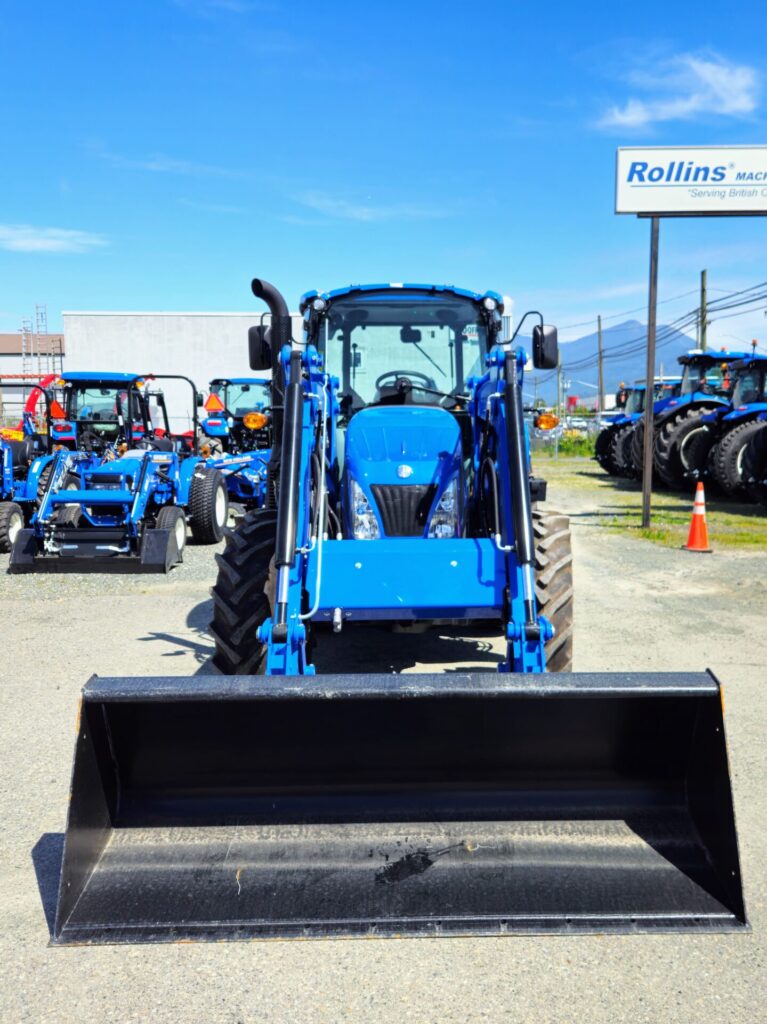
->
{"left": 412, "top": 341, "right": 447, "bottom": 379}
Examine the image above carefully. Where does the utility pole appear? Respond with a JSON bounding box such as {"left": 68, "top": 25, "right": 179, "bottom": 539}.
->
{"left": 641, "top": 217, "right": 660, "bottom": 529}
{"left": 556, "top": 357, "right": 562, "bottom": 418}
{"left": 700, "top": 269, "right": 708, "bottom": 351}
{"left": 597, "top": 314, "right": 604, "bottom": 419}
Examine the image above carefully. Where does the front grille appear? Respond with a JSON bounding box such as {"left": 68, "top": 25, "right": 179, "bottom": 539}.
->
{"left": 370, "top": 484, "right": 437, "bottom": 537}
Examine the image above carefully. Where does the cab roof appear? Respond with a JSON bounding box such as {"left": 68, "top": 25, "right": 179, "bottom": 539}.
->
{"left": 61, "top": 371, "right": 142, "bottom": 383}
{"left": 726, "top": 354, "right": 767, "bottom": 372}
{"left": 299, "top": 283, "right": 504, "bottom": 315}
{"left": 678, "top": 350, "right": 749, "bottom": 366}
{"left": 210, "top": 377, "right": 270, "bottom": 386}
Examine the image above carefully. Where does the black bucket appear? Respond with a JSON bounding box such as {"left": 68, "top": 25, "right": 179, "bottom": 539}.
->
{"left": 51, "top": 671, "right": 747, "bottom": 944}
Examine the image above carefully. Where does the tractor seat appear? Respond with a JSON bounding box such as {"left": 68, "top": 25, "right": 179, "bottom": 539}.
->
{"left": 8, "top": 438, "right": 35, "bottom": 468}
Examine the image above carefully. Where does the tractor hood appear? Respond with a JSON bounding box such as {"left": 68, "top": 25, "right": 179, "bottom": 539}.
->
{"left": 344, "top": 406, "right": 462, "bottom": 488}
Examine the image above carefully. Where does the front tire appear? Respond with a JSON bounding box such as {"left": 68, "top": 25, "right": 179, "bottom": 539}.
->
{"left": 711, "top": 420, "right": 764, "bottom": 497}
{"left": 654, "top": 406, "right": 719, "bottom": 490}
{"left": 534, "top": 510, "right": 573, "bottom": 672}
{"left": 0, "top": 502, "right": 24, "bottom": 553}
{"left": 189, "top": 467, "right": 229, "bottom": 543}
{"left": 155, "top": 504, "right": 187, "bottom": 556}
{"left": 209, "top": 510, "right": 277, "bottom": 674}
{"left": 742, "top": 424, "right": 767, "bottom": 505}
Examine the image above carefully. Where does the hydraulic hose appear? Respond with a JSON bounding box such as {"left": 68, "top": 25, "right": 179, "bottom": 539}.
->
{"left": 273, "top": 350, "right": 304, "bottom": 638}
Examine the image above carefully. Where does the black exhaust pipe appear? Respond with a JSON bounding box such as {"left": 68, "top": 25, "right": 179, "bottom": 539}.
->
{"left": 251, "top": 278, "right": 293, "bottom": 507}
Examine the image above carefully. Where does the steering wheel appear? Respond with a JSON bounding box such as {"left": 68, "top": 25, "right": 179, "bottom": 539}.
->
{"left": 375, "top": 370, "right": 436, "bottom": 393}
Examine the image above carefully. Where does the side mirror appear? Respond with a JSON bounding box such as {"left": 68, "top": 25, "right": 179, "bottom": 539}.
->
{"left": 196, "top": 392, "right": 204, "bottom": 407}
{"left": 248, "top": 325, "right": 272, "bottom": 371}
{"left": 532, "top": 324, "right": 558, "bottom": 370}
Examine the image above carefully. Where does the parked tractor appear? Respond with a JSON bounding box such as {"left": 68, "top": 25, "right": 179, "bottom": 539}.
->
{"left": 652, "top": 350, "right": 746, "bottom": 490}
{"left": 9, "top": 372, "right": 266, "bottom": 572}
{"left": 201, "top": 377, "right": 272, "bottom": 454}
{"left": 49, "top": 279, "right": 746, "bottom": 943}
{"left": 595, "top": 379, "right": 679, "bottom": 478}
{"left": 0, "top": 381, "right": 57, "bottom": 551}
{"left": 695, "top": 354, "right": 767, "bottom": 497}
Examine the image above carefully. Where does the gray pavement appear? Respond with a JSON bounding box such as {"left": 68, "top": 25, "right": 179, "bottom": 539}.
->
{"left": 1, "top": 468, "right": 764, "bottom": 1022}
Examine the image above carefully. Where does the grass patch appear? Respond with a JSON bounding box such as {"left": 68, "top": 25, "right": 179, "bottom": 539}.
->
{"left": 538, "top": 457, "right": 767, "bottom": 549}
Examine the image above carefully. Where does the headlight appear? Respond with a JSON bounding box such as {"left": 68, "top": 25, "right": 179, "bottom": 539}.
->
{"left": 350, "top": 479, "right": 380, "bottom": 539}
{"left": 428, "top": 478, "right": 460, "bottom": 539}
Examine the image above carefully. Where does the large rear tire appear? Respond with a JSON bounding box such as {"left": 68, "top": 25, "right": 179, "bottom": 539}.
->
{"left": 0, "top": 502, "right": 24, "bottom": 553}
{"left": 609, "top": 423, "right": 636, "bottom": 478}
{"left": 534, "top": 510, "right": 573, "bottom": 673}
{"left": 209, "top": 510, "right": 277, "bottom": 674}
{"left": 189, "top": 467, "right": 229, "bottom": 544}
{"left": 654, "top": 406, "right": 719, "bottom": 491}
{"left": 710, "top": 420, "right": 763, "bottom": 498}
{"left": 742, "top": 423, "right": 767, "bottom": 505}
{"left": 595, "top": 425, "right": 619, "bottom": 474}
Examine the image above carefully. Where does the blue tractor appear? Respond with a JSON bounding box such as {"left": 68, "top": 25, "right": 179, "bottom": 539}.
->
{"left": 597, "top": 380, "right": 680, "bottom": 479}
{"left": 49, "top": 279, "right": 746, "bottom": 944}
{"left": 652, "top": 349, "right": 747, "bottom": 490}
{"left": 691, "top": 353, "right": 767, "bottom": 498}
{"left": 9, "top": 372, "right": 259, "bottom": 572}
{"left": 201, "top": 377, "right": 272, "bottom": 454}
{"left": 0, "top": 381, "right": 58, "bottom": 551}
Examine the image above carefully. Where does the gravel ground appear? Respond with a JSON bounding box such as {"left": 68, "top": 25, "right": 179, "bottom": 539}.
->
{"left": 1, "top": 462, "right": 765, "bottom": 1023}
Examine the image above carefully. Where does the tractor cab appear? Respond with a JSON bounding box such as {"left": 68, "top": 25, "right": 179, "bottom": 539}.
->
{"left": 302, "top": 285, "right": 504, "bottom": 538}
{"left": 58, "top": 372, "right": 152, "bottom": 452}
{"left": 203, "top": 377, "right": 272, "bottom": 452}
{"left": 676, "top": 350, "right": 747, "bottom": 402}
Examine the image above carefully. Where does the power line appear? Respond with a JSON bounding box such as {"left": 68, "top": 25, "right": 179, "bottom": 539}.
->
{"left": 558, "top": 288, "right": 699, "bottom": 331}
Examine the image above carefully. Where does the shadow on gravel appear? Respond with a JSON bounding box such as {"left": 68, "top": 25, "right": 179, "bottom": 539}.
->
{"left": 313, "top": 624, "right": 503, "bottom": 674}
{"left": 32, "top": 833, "right": 64, "bottom": 937}
{"left": 136, "top": 599, "right": 215, "bottom": 672}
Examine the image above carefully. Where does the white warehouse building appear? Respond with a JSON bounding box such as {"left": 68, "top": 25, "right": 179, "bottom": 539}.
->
{"left": 62, "top": 311, "right": 302, "bottom": 431}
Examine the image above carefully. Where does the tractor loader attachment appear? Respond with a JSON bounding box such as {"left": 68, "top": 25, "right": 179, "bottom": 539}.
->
{"left": 51, "top": 670, "right": 746, "bottom": 945}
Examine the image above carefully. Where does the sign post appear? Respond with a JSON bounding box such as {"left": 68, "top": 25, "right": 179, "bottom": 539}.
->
{"left": 615, "top": 145, "right": 767, "bottom": 525}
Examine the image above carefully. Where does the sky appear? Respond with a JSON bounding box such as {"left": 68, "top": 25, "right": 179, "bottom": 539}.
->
{"left": 1, "top": 0, "right": 766, "bottom": 348}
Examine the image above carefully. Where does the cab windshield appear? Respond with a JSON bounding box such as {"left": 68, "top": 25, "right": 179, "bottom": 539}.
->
{"left": 680, "top": 363, "right": 732, "bottom": 398}
{"left": 625, "top": 389, "right": 645, "bottom": 414}
{"left": 212, "top": 382, "right": 271, "bottom": 417}
{"left": 731, "top": 367, "right": 766, "bottom": 406}
{"left": 315, "top": 292, "right": 493, "bottom": 410}
{"left": 66, "top": 386, "right": 130, "bottom": 428}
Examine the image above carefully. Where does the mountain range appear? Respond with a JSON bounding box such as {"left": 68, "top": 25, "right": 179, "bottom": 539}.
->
{"left": 523, "top": 319, "right": 697, "bottom": 406}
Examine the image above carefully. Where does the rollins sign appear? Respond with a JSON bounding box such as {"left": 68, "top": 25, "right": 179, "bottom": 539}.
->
{"left": 616, "top": 146, "right": 767, "bottom": 215}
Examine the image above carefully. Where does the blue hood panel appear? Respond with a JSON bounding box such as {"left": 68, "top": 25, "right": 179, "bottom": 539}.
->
{"left": 345, "top": 406, "right": 461, "bottom": 487}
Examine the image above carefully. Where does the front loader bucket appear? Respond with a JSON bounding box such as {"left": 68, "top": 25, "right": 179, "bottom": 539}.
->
{"left": 51, "top": 672, "right": 747, "bottom": 944}
{"left": 9, "top": 527, "right": 180, "bottom": 574}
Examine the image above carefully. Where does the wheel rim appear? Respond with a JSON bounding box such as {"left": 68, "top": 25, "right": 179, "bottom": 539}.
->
{"left": 8, "top": 512, "right": 23, "bottom": 545}
{"left": 680, "top": 426, "right": 707, "bottom": 471}
{"left": 175, "top": 514, "right": 187, "bottom": 551}
{"left": 215, "top": 484, "right": 227, "bottom": 526}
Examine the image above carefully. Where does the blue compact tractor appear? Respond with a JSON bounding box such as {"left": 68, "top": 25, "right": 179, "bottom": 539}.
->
{"left": 0, "top": 381, "right": 58, "bottom": 551}
{"left": 202, "top": 377, "right": 272, "bottom": 454}
{"left": 49, "top": 279, "right": 746, "bottom": 945}
{"left": 652, "top": 349, "right": 747, "bottom": 489}
{"left": 9, "top": 372, "right": 263, "bottom": 572}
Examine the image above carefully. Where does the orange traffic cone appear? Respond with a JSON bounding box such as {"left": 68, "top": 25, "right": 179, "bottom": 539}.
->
{"left": 684, "top": 482, "right": 712, "bottom": 552}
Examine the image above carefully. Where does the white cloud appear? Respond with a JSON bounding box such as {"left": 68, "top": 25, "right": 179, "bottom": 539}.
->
{"left": 95, "top": 147, "right": 242, "bottom": 178}
{"left": 598, "top": 53, "right": 760, "bottom": 129}
{"left": 296, "top": 192, "right": 449, "bottom": 222}
{"left": 0, "top": 224, "right": 108, "bottom": 253}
